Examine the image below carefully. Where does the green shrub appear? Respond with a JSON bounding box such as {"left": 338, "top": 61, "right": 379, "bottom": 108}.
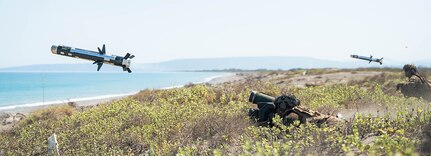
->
{"left": 1, "top": 69, "right": 430, "bottom": 155}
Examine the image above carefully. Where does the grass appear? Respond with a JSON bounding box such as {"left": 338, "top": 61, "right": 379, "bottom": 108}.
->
{"left": 0, "top": 68, "right": 430, "bottom": 155}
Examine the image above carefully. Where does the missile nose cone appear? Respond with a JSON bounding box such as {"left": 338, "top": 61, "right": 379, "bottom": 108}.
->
{"left": 51, "top": 45, "right": 58, "bottom": 54}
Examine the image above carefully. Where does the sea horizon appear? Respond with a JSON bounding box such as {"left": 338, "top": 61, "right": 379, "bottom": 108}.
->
{"left": 0, "top": 72, "right": 231, "bottom": 111}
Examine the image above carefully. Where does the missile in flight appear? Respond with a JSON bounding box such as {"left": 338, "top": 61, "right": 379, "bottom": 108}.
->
{"left": 350, "top": 54, "right": 383, "bottom": 65}
{"left": 51, "top": 44, "right": 134, "bottom": 73}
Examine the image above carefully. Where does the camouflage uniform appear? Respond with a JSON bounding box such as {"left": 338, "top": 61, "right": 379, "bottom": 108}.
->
{"left": 281, "top": 106, "right": 342, "bottom": 127}
{"left": 256, "top": 102, "right": 276, "bottom": 124}
{"left": 249, "top": 93, "right": 344, "bottom": 127}
{"left": 397, "top": 64, "right": 431, "bottom": 101}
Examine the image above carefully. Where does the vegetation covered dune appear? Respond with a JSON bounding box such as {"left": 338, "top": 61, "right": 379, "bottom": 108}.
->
{"left": 1, "top": 68, "right": 431, "bottom": 155}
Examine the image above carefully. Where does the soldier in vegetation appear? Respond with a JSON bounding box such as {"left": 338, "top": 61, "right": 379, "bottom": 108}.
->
{"left": 397, "top": 64, "right": 431, "bottom": 101}
{"left": 248, "top": 91, "right": 343, "bottom": 127}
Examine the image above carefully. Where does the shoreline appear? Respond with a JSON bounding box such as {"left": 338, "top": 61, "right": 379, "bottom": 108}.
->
{"left": 0, "top": 73, "right": 236, "bottom": 114}
{"left": 0, "top": 92, "right": 138, "bottom": 114}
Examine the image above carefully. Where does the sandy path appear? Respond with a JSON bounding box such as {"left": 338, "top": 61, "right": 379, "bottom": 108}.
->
{"left": 262, "top": 71, "right": 383, "bottom": 88}
{"left": 221, "top": 71, "right": 384, "bottom": 88}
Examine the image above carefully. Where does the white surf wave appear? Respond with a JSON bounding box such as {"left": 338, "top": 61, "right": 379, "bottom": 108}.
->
{"left": 160, "top": 73, "right": 233, "bottom": 89}
{"left": 0, "top": 92, "right": 138, "bottom": 111}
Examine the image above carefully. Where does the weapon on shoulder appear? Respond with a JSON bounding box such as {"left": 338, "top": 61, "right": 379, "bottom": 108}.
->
{"left": 248, "top": 91, "right": 344, "bottom": 126}
{"left": 248, "top": 91, "right": 303, "bottom": 126}
{"left": 249, "top": 91, "right": 300, "bottom": 109}
{"left": 403, "top": 64, "right": 431, "bottom": 88}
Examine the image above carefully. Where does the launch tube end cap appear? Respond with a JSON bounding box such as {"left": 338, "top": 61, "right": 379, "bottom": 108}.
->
{"left": 51, "top": 45, "right": 58, "bottom": 54}
{"left": 249, "top": 90, "right": 257, "bottom": 103}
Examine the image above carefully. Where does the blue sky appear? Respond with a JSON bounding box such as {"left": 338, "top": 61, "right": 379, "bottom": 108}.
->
{"left": 0, "top": 0, "right": 430, "bottom": 68}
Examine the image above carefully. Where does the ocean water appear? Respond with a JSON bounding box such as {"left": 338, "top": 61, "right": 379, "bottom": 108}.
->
{"left": 0, "top": 72, "right": 228, "bottom": 109}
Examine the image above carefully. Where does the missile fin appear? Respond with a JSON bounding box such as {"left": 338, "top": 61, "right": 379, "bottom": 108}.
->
{"left": 124, "top": 53, "right": 131, "bottom": 60}
{"left": 98, "top": 44, "right": 106, "bottom": 55}
{"left": 97, "top": 62, "right": 103, "bottom": 71}
{"left": 122, "top": 66, "right": 132, "bottom": 73}
{"left": 102, "top": 44, "right": 106, "bottom": 54}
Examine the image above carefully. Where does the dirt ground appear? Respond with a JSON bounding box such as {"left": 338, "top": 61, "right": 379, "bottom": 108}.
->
{"left": 280, "top": 71, "right": 383, "bottom": 88}
{"left": 223, "top": 70, "right": 383, "bottom": 88}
